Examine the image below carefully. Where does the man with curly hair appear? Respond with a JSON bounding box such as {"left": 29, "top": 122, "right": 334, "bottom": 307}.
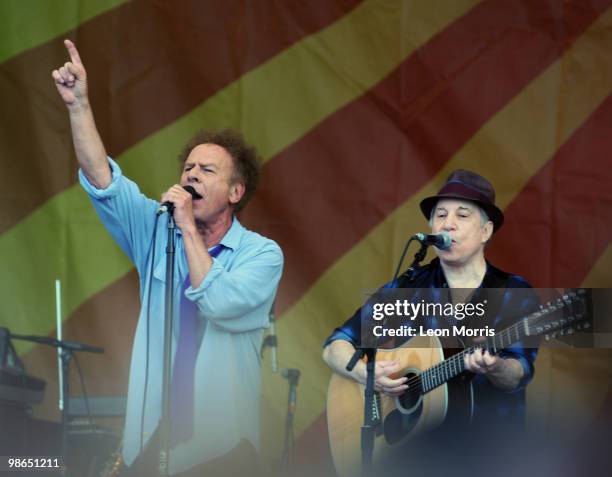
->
{"left": 52, "top": 40, "right": 283, "bottom": 476}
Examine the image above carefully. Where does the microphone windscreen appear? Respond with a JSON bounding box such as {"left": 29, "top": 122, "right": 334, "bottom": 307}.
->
{"left": 183, "top": 185, "right": 202, "bottom": 199}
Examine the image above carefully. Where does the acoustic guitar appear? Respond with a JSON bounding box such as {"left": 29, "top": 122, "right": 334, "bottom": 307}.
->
{"left": 327, "top": 289, "right": 591, "bottom": 477}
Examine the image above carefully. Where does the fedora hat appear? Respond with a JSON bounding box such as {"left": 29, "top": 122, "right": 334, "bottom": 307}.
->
{"left": 419, "top": 169, "right": 504, "bottom": 232}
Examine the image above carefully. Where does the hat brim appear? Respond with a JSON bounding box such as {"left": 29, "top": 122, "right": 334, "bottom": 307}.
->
{"left": 419, "top": 193, "right": 504, "bottom": 232}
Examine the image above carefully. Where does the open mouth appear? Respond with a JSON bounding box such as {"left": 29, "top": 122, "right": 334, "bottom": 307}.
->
{"left": 183, "top": 185, "right": 203, "bottom": 200}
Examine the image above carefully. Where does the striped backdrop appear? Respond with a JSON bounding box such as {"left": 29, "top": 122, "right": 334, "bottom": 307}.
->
{"left": 1, "top": 0, "right": 611, "bottom": 471}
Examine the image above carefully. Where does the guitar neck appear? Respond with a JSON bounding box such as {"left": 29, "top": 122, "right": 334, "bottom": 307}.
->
{"left": 420, "top": 320, "right": 527, "bottom": 394}
{"left": 419, "top": 288, "right": 590, "bottom": 393}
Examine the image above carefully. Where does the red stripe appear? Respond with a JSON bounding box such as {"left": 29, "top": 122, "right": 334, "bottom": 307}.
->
{"left": 0, "top": 0, "right": 361, "bottom": 233}
{"left": 489, "top": 93, "right": 612, "bottom": 287}
{"left": 243, "top": 0, "right": 612, "bottom": 314}
{"left": 292, "top": 413, "right": 336, "bottom": 476}
{"left": 292, "top": 90, "right": 612, "bottom": 474}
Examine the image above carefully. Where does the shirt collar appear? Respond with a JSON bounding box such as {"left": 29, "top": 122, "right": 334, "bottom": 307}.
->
{"left": 217, "top": 216, "right": 243, "bottom": 250}
{"left": 433, "top": 257, "right": 497, "bottom": 288}
{"left": 175, "top": 215, "right": 244, "bottom": 251}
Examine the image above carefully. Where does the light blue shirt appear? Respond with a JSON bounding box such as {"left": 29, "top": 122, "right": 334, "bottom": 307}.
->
{"left": 79, "top": 158, "right": 283, "bottom": 474}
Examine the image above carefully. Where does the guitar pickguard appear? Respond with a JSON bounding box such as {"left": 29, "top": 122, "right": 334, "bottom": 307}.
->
{"left": 383, "top": 401, "right": 423, "bottom": 445}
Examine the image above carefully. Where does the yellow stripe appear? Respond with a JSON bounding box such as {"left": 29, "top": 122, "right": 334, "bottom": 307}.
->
{"left": 1, "top": 0, "right": 480, "bottom": 351}
{"left": 581, "top": 244, "right": 612, "bottom": 287}
{"left": 268, "top": 6, "right": 612, "bottom": 445}
{"left": 0, "top": 0, "right": 126, "bottom": 64}
{"left": 121, "top": 0, "right": 481, "bottom": 190}
{"left": 527, "top": 246, "right": 612, "bottom": 437}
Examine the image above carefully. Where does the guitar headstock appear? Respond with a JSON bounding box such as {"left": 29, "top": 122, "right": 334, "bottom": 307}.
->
{"left": 525, "top": 288, "right": 592, "bottom": 341}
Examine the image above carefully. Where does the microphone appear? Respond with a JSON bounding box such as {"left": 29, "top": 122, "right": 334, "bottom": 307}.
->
{"left": 269, "top": 309, "right": 278, "bottom": 373}
{"left": 282, "top": 368, "right": 301, "bottom": 382}
{"left": 261, "top": 304, "right": 278, "bottom": 373}
{"left": 413, "top": 232, "right": 452, "bottom": 250}
{"left": 157, "top": 185, "right": 202, "bottom": 216}
{"left": 282, "top": 368, "right": 301, "bottom": 414}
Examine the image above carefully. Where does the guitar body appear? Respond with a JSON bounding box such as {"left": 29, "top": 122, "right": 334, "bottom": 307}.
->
{"left": 327, "top": 336, "right": 473, "bottom": 477}
{"left": 327, "top": 289, "right": 590, "bottom": 477}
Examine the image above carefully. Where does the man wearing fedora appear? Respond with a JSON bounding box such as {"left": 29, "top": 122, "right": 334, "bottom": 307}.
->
{"left": 323, "top": 170, "right": 538, "bottom": 466}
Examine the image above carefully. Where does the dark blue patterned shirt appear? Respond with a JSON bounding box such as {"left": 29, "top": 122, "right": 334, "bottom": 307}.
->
{"left": 324, "top": 258, "right": 539, "bottom": 427}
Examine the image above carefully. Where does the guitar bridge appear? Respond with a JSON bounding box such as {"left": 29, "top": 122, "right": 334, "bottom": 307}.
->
{"left": 372, "top": 392, "right": 384, "bottom": 436}
{"left": 372, "top": 392, "right": 381, "bottom": 422}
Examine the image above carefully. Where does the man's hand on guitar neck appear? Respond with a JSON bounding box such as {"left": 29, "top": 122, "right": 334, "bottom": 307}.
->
{"left": 464, "top": 340, "right": 525, "bottom": 391}
{"left": 322, "top": 340, "right": 408, "bottom": 397}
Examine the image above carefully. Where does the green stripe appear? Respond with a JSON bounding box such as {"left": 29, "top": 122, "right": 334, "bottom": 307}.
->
{"left": 0, "top": 0, "right": 126, "bottom": 64}
{"left": 1, "top": 0, "right": 481, "bottom": 351}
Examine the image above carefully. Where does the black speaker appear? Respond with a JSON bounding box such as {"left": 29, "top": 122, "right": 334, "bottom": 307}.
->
{"left": 0, "top": 326, "right": 25, "bottom": 371}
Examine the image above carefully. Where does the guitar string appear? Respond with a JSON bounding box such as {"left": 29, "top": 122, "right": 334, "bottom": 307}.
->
{"left": 398, "top": 325, "right": 520, "bottom": 403}
{"left": 397, "top": 298, "right": 576, "bottom": 395}
{"left": 398, "top": 310, "right": 560, "bottom": 396}
{"left": 393, "top": 295, "right": 580, "bottom": 403}
{"left": 398, "top": 320, "right": 523, "bottom": 391}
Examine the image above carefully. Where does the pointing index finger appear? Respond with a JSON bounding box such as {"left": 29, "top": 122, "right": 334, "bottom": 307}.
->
{"left": 64, "top": 39, "right": 83, "bottom": 65}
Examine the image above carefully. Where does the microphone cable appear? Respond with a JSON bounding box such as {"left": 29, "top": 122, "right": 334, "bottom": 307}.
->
{"left": 391, "top": 237, "right": 416, "bottom": 286}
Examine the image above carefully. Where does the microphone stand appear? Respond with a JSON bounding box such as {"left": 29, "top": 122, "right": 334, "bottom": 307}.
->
{"left": 346, "top": 237, "right": 429, "bottom": 477}
{"left": 401, "top": 240, "right": 428, "bottom": 284}
{"left": 159, "top": 213, "right": 176, "bottom": 477}
{"left": 345, "top": 347, "right": 377, "bottom": 477}
{"left": 281, "top": 368, "right": 300, "bottom": 470}
{"left": 10, "top": 333, "right": 104, "bottom": 475}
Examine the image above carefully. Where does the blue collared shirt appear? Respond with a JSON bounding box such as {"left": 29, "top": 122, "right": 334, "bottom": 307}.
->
{"left": 79, "top": 158, "right": 283, "bottom": 474}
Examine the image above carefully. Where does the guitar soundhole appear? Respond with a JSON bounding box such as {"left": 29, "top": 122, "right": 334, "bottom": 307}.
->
{"left": 397, "top": 371, "right": 422, "bottom": 411}
{"left": 383, "top": 405, "right": 422, "bottom": 445}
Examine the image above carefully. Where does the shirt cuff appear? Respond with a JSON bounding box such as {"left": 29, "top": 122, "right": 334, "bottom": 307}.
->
{"left": 184, "top": 258, "right": 224, "bottom": 300}
{"left": 323, "top": 329, "right": 357, "bottom": 349}
{"left": 498, "top": 350, "right": 533, "bottom": 393}
{"left": 78, "top": 157, "right": 123, "bottom": 199}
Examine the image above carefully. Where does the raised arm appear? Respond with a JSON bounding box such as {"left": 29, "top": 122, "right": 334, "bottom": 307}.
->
{"left": 52, "top": 39, "right": 110, "bottom": 188}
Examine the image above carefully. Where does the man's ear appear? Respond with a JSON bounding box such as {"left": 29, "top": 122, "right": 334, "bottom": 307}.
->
{"left": 482, "top": 221, "right": 494, "bottom": 243}
{"left": 229, "top": 182, "right": 246, "bottom": 206}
